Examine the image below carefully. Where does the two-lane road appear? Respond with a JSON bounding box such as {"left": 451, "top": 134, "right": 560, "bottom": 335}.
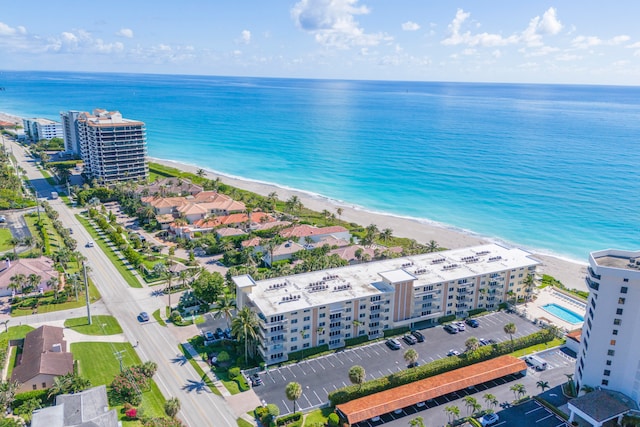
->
{"left": 9, "top": 140, "right": 237, "bottom": 427}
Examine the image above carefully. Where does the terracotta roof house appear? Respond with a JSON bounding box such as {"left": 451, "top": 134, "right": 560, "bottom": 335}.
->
{"left": 279, "top": 225, "right": 351, "bottom": 244}
{"left": 253, "top": 220, "right": 292, "bottom": 231}
{"left": 263, "top": 241, "right": 306, "bottom": 266}
{"left": 176, "top": 202, "right": 209, "bottom": 223}
{"left": 136, "top": 177, "right": 203, "bottom": 197}
{"left": 12, "top": 325, "right": 74, "bottom": 393}
{"left": 329, "top": 245, "right": 377, "bottom": 265}
{"left": 313, "top": 235, "right": 351, "bottom": 249}
{"left": 31, "top": 385, "right": 119, "bottom": 427}
{"left": 216, "top": 228, "right": 247, "bottom": 238}
{"left": 0, "top": 258, "right": 58, "bottom": 297}
{"left": 155, "top": 213, "right": 175, "bottom": 229}
{"left": 192, "top": 191, "right": 246, "bottom": 215}
{"left": 565, "top": 329, "right": 582, "bottom": 355}
{"left": 141, "top": 196, "right": 189, "bottom": 215}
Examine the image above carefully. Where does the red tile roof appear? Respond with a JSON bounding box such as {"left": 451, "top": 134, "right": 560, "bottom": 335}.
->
{"left": 566, "top": 329, "right": 582, "bottom": 343}
{"left": 336, "top": 355, "right": 526, "bottom": 425}
{"left": 280, "top": 224, "right": 348, "bottom": 239}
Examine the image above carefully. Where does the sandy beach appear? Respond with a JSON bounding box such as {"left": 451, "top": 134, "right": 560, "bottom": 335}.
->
{"left": 150, "top": 157, "right": 589, "bottom": 292}
{"left": 0, "top": 110, "right": 588, "bottom": 291}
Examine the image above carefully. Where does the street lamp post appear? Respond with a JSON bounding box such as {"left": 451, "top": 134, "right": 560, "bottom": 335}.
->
{"left": 83, "top": 261, "right": 92, "bottom": 325}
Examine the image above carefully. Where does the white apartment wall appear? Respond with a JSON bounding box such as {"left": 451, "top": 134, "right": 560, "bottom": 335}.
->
{"left": 576, "top": 250, "right": 640, "bottom": 404}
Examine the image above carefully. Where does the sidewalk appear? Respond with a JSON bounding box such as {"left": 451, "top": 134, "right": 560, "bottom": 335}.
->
{"left": 181, "top": 341, "right": 231, "bottom": 397}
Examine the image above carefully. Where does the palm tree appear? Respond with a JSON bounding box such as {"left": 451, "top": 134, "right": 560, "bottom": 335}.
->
{"left": 483, "top": 393, "right": 498, "bottom": 410}
{"left": 536, "top": 380, "right": 550, "bottom": 393}
{"left": 285, "top": 195, "right": 303, "bottom": 214}
{"left": 465, "top": 336, "right": 480, "bottom": 353}
{"left": 404, "top": 348, "right": 419, "bottom": 367}
{"left": 427, "top": 240, "right": 439, "bottom": 252}
{"left": 504, "top": 322, "right": 517, "bottom": 347}
{"left": 523, "top": 273, "right": 536, "bottom": 301}
{"left": 463, "top": 396, "right": 478, "bottom": 416}
{"left": 510, "top": 383, "right": 526, "bottom": 400}
{"left": 8, "top": 237, "right": 21, "bottom": 257}
{"left": 9, "top": 274, "right": 26, "bottom": 295}
{"left": 47, "top": 276, "right": 60, "bottom": 299}
{"left": 164, "top": 397, "right": 181, "bottom": 418}
{"left": 335, "top": 207, "right": 343, "bottom": 220}
{"left": 231, "top": 307, "right": 259, "bottom": 364}
{"left": 409, "top": 416, "right": 425, "bottom": 427}
{"left": 196, "top": 168, "right": 206, "bottom": 178}
{"left": 444, "top": 405, "right": 460, "bottom": 424}
{"left": 380, "top": 228, "right": 393, "bottom": 243}
{"left": 27, "top": 274, "right": 42, "bottom": 294}
{"left": 214, "top": 295, "right": 236, "bottom": 329}
{"left": 348, "top": 365, "right": 366, "bottom": 389}
{"left": 0, "top": 380, "right": 20, "bottom": 413}
{"left": 285, "top": 381, "right": 302, "bottom": 414}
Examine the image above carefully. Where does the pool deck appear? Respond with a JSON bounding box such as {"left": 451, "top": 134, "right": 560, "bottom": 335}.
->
{"left": 519, "top": 287, "right": 586, "bottom": 332}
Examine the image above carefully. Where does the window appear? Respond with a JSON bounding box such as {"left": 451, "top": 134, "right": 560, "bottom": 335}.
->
{"left": 319, "top": 339, "right": 325, "bottom": 345}
{"left": 303, "top": 316, "right": 310, "bottom": 322}
{"left": 616, "top": 309, "right": 623, "bottom": 315}
{"left": 319, "top": 313, "right": 326, "bottom": 318}
{"left": 291, "top": 319, "right": 298, "bottom": 324}
{"left": 621, "top": 286, "right": 628, "bottom": 293}
{"left": 580, "top": 358, "right": 584, "bottom": 369}
{"left": 614, "top": 319, "right": 621, "bottom": 326}
{"left": 319, "top": 322, "right": 325, "bottom": 327}
{"left": 587, "top": 318, "right": 592, "bottom": 329}
{"left": 618, "top": 298, "right": 626, "bottom": 305}
{"left": 604, "top": 370, "right": 611, "bottom": 376}
{"left": 610, "top": 340, "right": 616, "bottom": 346}
{"left": 304, "top": 309, "right": 310, "bottom": 313}
{"left": 359, "top": 313, "right": 365, "bottom": 318}
{"left": 608, "top": 350, "right": 615, "bottom": 356}
{"left": 303, "top": 343, "right": 310, "bottom": 348}
{"left": 360, "top": 305, "right": 366, "bottom": 310}
{"left": 589, "top": 307, "right": 594, "bottom": 320}
{"left": 303, "top": 325, "right": 310, "bottom": 330}
{"left": 291, "top": 336, "right": 297, "bottom": 342}
{"left": 602, "top": 379, "right": 609, "bottom": 386}
{"left": 613, "top": 329, "right": 618, "bottom": 335}
{"left": 370, "top": 296, "right": 381, "bottom": 302}
{"left": 623, "top": 278, "right": 629, "bottom": 283}
{"left": 291, "top": 328, "right": 298, "bottom": 333}
{"left": 32, "top": 384, "right": 37, "bottom": 390}
{"left": 606, "top": 360, "right": 612, "bottom": 366}
{"left": 42, "top": 382, "right": 46, "bottom": 388}
{"left": 345, "top": 308, "right": 352, "bottom": 312}
{"left": 290, "top": 345, "right": 297, "bottom": 351}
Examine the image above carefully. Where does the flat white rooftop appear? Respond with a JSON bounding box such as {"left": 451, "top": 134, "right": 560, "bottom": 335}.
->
{"left": 239, "top": 243, "right": 539, "bottom": 317}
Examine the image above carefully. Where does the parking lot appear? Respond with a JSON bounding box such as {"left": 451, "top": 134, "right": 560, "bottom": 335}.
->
{"left": 252, "top": 311, "right": 544, "bottom": 414}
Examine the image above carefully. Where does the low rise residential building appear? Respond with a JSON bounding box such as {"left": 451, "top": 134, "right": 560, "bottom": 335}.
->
{"left": 31, "top": 385, "right": 118, "bottom": 427}
{"left": 234, "top": 243, "right": 539, "bottom": 364}
{"left": 23, "top": 118, "right": 63, "bottom": 142}
{"left": 280, "top": 224, "right": 351, "bottom": 244}
{"left": 0, "top": 257, "right": 58, "bottom": 297}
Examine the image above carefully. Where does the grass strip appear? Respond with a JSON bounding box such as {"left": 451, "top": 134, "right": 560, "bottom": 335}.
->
{"left": 178, "top": 344, "right": 221, "bottom": 396}
{"left": 237, "top": 418, "right": 254, "bottom": 427}
{"left": 64, "top": 315, "right": 123, "bottom": 335}
{"left": 10, "top": 281, "right": 101, "bottom": 317}
{"left": 152, "top": 309, "right": 166, "bottom": 327}
{"left": 76, "top": 214, "right": 142, "bottom": 288}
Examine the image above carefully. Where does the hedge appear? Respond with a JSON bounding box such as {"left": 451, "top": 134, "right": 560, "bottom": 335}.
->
{"left": 437, "top": 314, "right": 456, "bottom": 324}
{"left": 276, "top": 412, "right": 302, "bottom": 427}
{"left": 383, "top": 326, "right": 410, "bottom": 338}
{"left": 287, "top": 344, "right": 329, "bottom": 363}
{"left": 328, "top": 329, "right": 555, "bottom": 405}
{"left": 467, "top": 308, "right": 487, "bottom": 317}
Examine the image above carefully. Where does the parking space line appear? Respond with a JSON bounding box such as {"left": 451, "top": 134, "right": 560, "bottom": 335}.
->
{"left": 282, "top": 400, "right": 291, "bottom": 414}
{"left": 323, "top": 387, "right": 329, "bottom": 396}
{"left": 313, "top": 390, "right": 322, "bottom": 404}
{"left": 536, "top": 414, "right": 554, "bottom": 423}
{"left": 303, "top": 394, "right": 313, "bottom": 407}
{"left": 525, "top": 406, "right": 544, "bottom": 415}
{"left": 287, "top": 366, "right": 296, "bottom": 378}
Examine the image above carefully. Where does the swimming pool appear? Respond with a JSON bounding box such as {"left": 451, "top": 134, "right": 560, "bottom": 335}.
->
{"left": 542, "top": 303, "right": 585, "bottom": 324}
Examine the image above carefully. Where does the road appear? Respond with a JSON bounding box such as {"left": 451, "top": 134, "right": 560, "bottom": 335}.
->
{"left": 9, "top": 140, "right": 238, "bottom": 427}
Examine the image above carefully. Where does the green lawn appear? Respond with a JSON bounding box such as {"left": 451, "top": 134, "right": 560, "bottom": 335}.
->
{"left": 237, "top": 418, "right": 254, "bottom": 427}
{"left": 303, "top": 407, "right": 334, "bottom": 426}
{"left": 7, "top": 345, "right": 19, "bottom": 378}
{"left": 152, "top": 309, "right": 166, "bottom": 327}
{"left": 509, "top": 338, "right": 565, "bottom": 357}
{"left": 24, "top": 214, "right": 65, "bottom": 255}
{"left": 71, "top": 342, "right": 166, "bottom": 420}
{"left": 64, "top": 315, "right": 123, "bottom": 335}
{"left": 11, "top": 281, "right": 101, "bottom": 317}
{"left": 0, "top": 228, "right": 13, "bottom": 252}
{"left": 76, "top": 214, "right": 142, "bottom": 288}
{"left": 8, "top": 325, "right": 35, "bottom": 340}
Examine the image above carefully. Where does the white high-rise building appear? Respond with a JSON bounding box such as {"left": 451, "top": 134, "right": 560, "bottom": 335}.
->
{"left": 575, "top": 249, "right": 640, "bottom": 404}
{"left": 60, "top": 110, "right": 81, "bottom": 154}
{"left": 69, "top": 109, "right": 148, "bottom": 183}
{"left": 22, "top": 118, "right": 63, "bottom": 142}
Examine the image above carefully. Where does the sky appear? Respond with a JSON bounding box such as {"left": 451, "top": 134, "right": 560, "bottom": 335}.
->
{"left": 1, "top": 0, "right": 640, "bottom": 85}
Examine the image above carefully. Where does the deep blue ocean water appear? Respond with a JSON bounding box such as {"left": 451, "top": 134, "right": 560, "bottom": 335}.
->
{"left": 1, "top": 70, "right": 639, "bottom": 261}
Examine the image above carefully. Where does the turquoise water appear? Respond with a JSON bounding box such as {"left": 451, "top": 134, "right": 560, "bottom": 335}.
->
{"left": 1, "top": 71, "right": 639, "bottom": 260}
{"left": 541, "top": 303, "right": 585, "bottom": 324}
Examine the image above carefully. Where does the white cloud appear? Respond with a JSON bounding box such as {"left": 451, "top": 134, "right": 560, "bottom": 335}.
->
{"left": 556, "top": 53, "right": 581, "bottom": 61}
{"left": 572, "top": 35, "right": 629, "bottom": 50}
{"left": 116, "top": 28, "right": 134, "bottom": 38}
{"left": 0, "top": 22, "right": 26, "bottom": 36}
{"left": 47, "top": 29, "right": 124, "bottom": 54}
{"left": 537, "top": 8, "right": 563, "bottom": 35}
{"left": 401, "top": 21, "right": 420, "bottom": 31}
{"left": 291, "top": 0, "right": 391, "bottom": 49}
{"left": 241, "top": 30, "right": 251, "bottom": 44}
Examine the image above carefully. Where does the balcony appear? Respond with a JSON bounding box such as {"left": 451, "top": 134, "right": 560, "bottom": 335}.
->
{"left": 585, "top": 277, "right": 600, "bottom": 291}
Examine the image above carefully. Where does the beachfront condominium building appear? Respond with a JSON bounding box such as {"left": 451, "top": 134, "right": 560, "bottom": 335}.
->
{"left": 22, "top": 118, "right": 63, "bottom": 142}
{"left": 233, "top": 243, "right": 539, "bottom": 365}
{"left": 575, "top": 249, "right": 640, "bottom": 404}
{"left": 73, "top": 109, "right": 148, "bottom": 183}
{"left": 60, "top": 110, "right": 81, "bottom": 154}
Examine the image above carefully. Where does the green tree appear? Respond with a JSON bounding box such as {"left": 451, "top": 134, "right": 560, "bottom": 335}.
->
{"left": 196, "top": 168, "right": 206, "bottom": 178}
{"left": 504, "top": 322, "right": 517, "bottom": 347}
{"left": 483, "top": 393, "right": 498, "bottom": 410}
{"left": 463, "top": 396, "right": 478, "bottom": 416}
{"left": 380, "top": 228, "right": 393, "bottom": 243}
{"left": 427, "top": 240, "right": 439, "bottom": 252}
{"left": 213, "top": 294, "right": 236, "bottom": 329}
{"left": 444, "top": 405, "right": 460, "bottom": 424}
{"left": 164, "top": 397, "right": 181, "bottom": 418}
{"left": 510, "top": 383, "right": 526, "bottom": 400}
{"left": 285, "top": 382, "right": 302, "bottom": 414}
{"left": 348, "top": 365, "right": 366, "bottom": 389}
{"left": 404, "top": 348, "right": 419, "bottom": 367}
{"left": 9, "top": 273, "right": 26, "bottom": 294}
{"left": 523, "top": 273, "right": 536, "bottom": 301}
{"left": 191, "top": 270, "right": 225, "bottom": 304}
{"left": 0, "top": 380, "right": 20, "bottom": 413}
{"left": 536, "top": 380, "right": 550, "bottom": 393}
{"left": 408, "top": 416, "right": 425, "bottom": 427}
{"left": 465, "top": 336, "right": 480, "bottom": 353}
{"left": 231, "top": 307, "right": 259, "bottom": 364}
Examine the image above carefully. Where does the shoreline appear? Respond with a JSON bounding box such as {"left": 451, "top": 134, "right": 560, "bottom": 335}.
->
{"left": 0, "top": 110, "right": 589, "bottom": 290}
{"left": 150, "top": 156, "right": 589, "bottom": 292}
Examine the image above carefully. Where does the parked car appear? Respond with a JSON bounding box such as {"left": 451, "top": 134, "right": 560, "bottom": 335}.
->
{"left": 203, "top": 331, "right": 215, "bottom": 341}
{"left": 403, "top": 334, "right": 418, "bottom": 345}
{"left": 408, "top": 361, "right": 420, "bottom": 368}
{"left": 0, "top": 215, "right": 6, "bottom": 223}
{"left": 526, "top": 355, "right": 548, "bottom": 371}
{"left": 479, "top": 413, "right": 499, "bottom": 426}
{"left": 444, "top": 324, "right": 459, "bottom": 334}
{"left": 411, "top": 330, "right": 425, "bottom": 342}
{"left": 447, "top": 349, "right": 460, "bottom": 357}
{"left": 479, "top": 338, "right": 490, "bottom": 346}
{"left": 251, "top": 373, "right": 263, "bottom": 386}
{"left": 223, "top": 328, "right": 232, "bottom": 339}
{"left": 455, "top": 321, "right": 466, "bottom": 331}
{"left": 86, "top": 241, "right": 94, "bottom": 248}
{"left": 138, "top": 312, "right": 150, "bottom": 322}
{"left": 386, "top": 338, "right": 401, "bottom": 350}
{"left": 466, "top": 318, "right": 480, "bottom": 328}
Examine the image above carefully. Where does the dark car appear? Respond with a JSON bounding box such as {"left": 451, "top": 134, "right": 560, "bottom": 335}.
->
{"left": 444, "top": 324, "right": 459, "bottom": 334}
{"left": 386, "top": 338, "right": 401, "bottom": 350}
{"left": 408, "top": 361, "right": 420, "bottom": 368}
{"left": 138, "top": 312, "right": 150, "bottom": 322}
{"left": 251, "top": 373, "right": 263, "bottom": 386}
{"left": 403, "top": 334, "right": 418, "bottom": 345}
{"left": 466, "top": 318, "right": 480, "bottom": 328}
{"left": 203, "top": 330, "right": 215, "bottom": 341}
{"left": 411, "top": 330, "right": 425, "bottom": 342}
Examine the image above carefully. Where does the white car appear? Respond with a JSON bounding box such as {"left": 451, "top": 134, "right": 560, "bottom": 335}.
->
{"left": 86, "top": 241, "right": 94, "bottom": 247}
{"left": 447, "top": 349, "right": 461, "bottom": 357}
{"left": 455, "top": 321, "right": 466, "bottom": 331}
{"left": 479, "top": 413, "right": 499, "bottom": 426}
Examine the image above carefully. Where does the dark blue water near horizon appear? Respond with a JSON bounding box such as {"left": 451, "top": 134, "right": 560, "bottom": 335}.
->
{"left": 1, "top": 70, "right": 639, "bottom": 262}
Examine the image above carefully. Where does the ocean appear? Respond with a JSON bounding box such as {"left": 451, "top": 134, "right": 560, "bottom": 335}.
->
{"left": 1, "top": 70, "right": 639, "bottom": 261}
